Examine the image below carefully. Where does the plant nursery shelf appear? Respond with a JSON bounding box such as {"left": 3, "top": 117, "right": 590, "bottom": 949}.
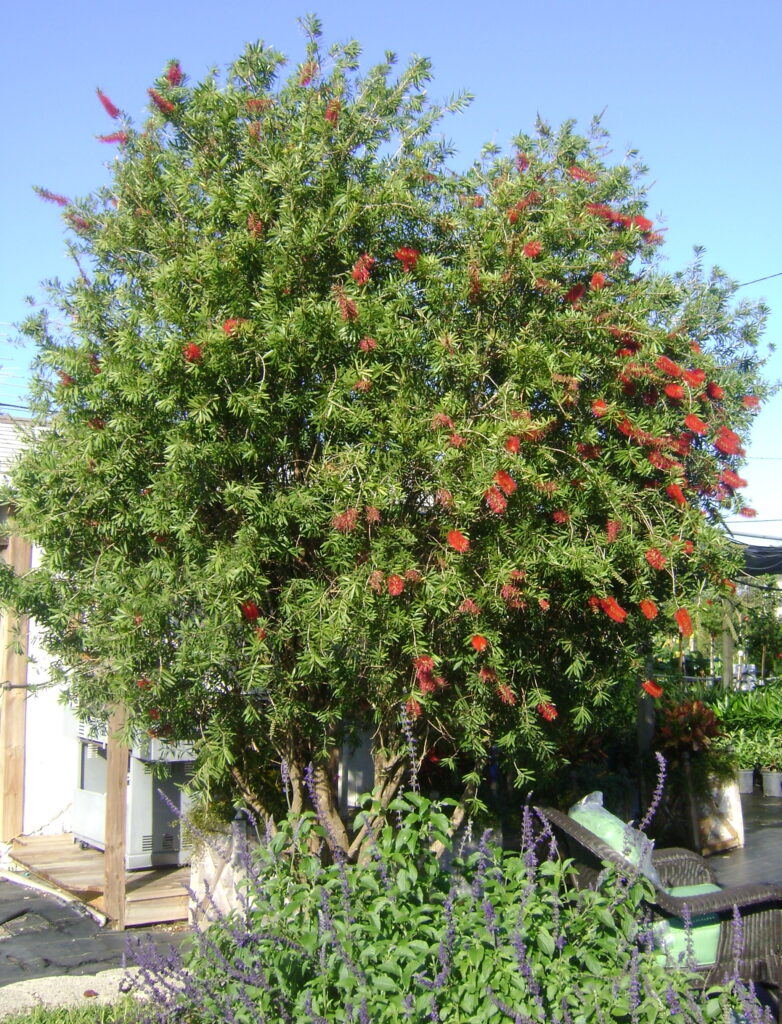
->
{"left": 10, "top": 832, "right": 190, "bottom": 927}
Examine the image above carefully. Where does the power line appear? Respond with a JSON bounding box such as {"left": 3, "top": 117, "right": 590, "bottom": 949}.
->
{"left": 736, "top": 271, "right": 782, "bottom": 287}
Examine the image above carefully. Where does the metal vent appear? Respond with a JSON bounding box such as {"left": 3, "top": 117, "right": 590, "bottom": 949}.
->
{"left": 161, "top": 833, "right": 175, "bottom": 851}
{"left": 141, "top": 835, "right": 153, "bottom": 851}
{"left": 86, "top": 742, "right": 101, "bottom": 759}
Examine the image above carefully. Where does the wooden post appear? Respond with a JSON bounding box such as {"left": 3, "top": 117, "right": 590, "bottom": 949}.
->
{"left": 721, "top": 598, "right": 735, "bottom": 690}
{"left": 0, "top": 533, "right": 33, "bottom": 842}
{"left": 103, "top": 705, "right": 129, "bottom": 929}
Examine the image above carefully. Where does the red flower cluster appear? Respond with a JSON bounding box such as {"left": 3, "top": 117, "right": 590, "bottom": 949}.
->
{"left": 664, "top": 383, "right": 685, "bottom": 400}
{"left": 683, "top": 413, "right": 708, "bottom": 435}
{"left": 714, "top": 426, "right": 742, "bottom": 456}
{"left": 394, "top": 247, "right": 420, "bottom": 272}
{"left": 568, "top": 165, "right": 597, "bottom": 183}
{"left": 223, "top": 318, "right": 247, "bottom": 334}
{"left": 564, "top": 284, "right": 586, "bottom": 306}
{"left": 333, "top": 286, "right": 359, "bottom": 322}
{"left": 183, "top": 342, "right": 203, "bottom": 363}
{"left": 639, "top": 599, "right": 658, "bottom": 620}
{"left": 666, "top": 483, "right": 686, "bottom": 506}
{"left": 523, "top": 240, "right": 542, "bottom": 258}
{"left": 494, "top": 470, "right": 517, "bottom": 495}
{"left": 742, "top": 395, "right": 760, "bottom": 409}
{"left": 447, "top": 530, "right": 470, "bottom": 553}
{"left": 538, "top": 598, "right": 550, "bottom": 611}
{"left": 387, "top": 574, "right": 405, "bottom": 596}
{"left": 606, "top": 520, "right": 622, "bottom": 543}
{"left": 706, "top": 381, "right": 724, "bottom": 401}
{"left": 368, "top": 570, "right": 384, "bottom": 593}
{"left": 497, "top": 684, "right": 516, "bottom": 705}
{"left": 590, "top": 272, "right": 606, "bottom": 290}
{"left": 599, "top": 597, "right": 627, "bottom": 623}
{"left": 645, "top": 548, "right": 666, "bottom": 570}
{"left": 642, "top": 679, "right": 663, "bottom": 699}
{"left": 537, "top": 702, "right": 558, "bottom": 721}
{"left": 351, "top": 253, "right": 374, "bottom": 286}
{"left": 332, "top": 508, "right": 359, "bottom": 532}
{"left": 484, "top": 487, "right": 507, "bottom": 515}
{"left": 656, "top": 355, "right": 682, "bottom": 377}
{"left": 137, "top": 677, "right": 151, "bottom": 689}
{"left": 365, "top": 506, "right": 381, "bottom": 524}
{"left": 98, "top": 132, "right": 128, "bottom": 144}
{"left": 577, "top": 443, "right": 602, "bottom": 459}
{"left": 458, "top": 598, "right": 481, "bottom": 615}
{"left": 470, "top": 634, "right": 488, "bottom": 652}
{"left": 675, "top": 607, "right": 693, "bottom": 637}
{"left": 552, "top": 509, "right": 570, "bottom": 524}
{"left": 505, "top": 435, "right": 521, "bottom": 453}
{"left": 247, "top": 213, "right": 264, "bottom": 237}
{"left": 449, "top": 433, "right": 466, "bottom": 448}
{"left": 591, "top": 399, "right": 608, "bottom": 418}
{"left": 353, "top": 379, "right": 372, "bottom": 393}
{"left": 414, "top": 656, "right": 446, "bottom": 694}
{"left": 431, "top": 413, "right": 455, "bottom": 430}
{"left": 240, "top": 601, "right": 260, "bottom": 622}
{"left": 683, "top": 368, "right": 706, "bottom": 387}
{"left": 405, "top": 698, "right": 422, "bottom": 718}
{"left": 740, "top": 507, "right": 758, "bottom": 518}
{"left": 148, "top": 88, "right": 175, "bottom": 115}
{"left": 720, "top": 470, "right": 747, "bottom": 489}
{"left": 359, "top": 336, "right": 377, "bottom": 351}
{"left": 96, "top": 88, "right": 120, "bottom": 119}
{"left": 36, "top": 188, "right": 70, "bottom": 206}
{"left": 325, "top": 99, "right": 340, "bottom": 124}
{"left": 166, "top": 62, "right": 184, "bottom": 86}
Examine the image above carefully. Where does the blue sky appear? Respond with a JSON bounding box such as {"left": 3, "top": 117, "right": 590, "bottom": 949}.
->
{"left": 2, "top": 0, "right": 780, "bottom": 540}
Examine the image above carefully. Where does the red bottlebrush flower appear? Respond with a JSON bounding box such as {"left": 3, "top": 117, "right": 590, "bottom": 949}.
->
{"left": 458, "top": 598, "right": 481, "bottom": 615}
{"left": 497, "top": 684, "right": 517, "bottom": 705}
{"left": 633, "top": 215, "right": 653, "bottom": 232}
{"left": 742, "top": 395, "right": 760, "bottom": 410}
{"left": 645, "top": 548, "right": 667, "bottom": 570}
{"left": 564, "top": 284, "right": 586, "bottom": 307}
{"left": 590, "top": 271, "right": 606, "bottom": 290}
{"left": 684, "top": 413, "right": 708, "bottom": 435}
{"left": 96, "top": 88, "right": 121, "bottom": 119}
{"left": 682, "top": 539, "right": 694, "bottom": 555}
{"left": 365, "top": 506, "right": 381, "bottom": 524}
{"left": 591, "top": 399, "right": 608, "bottom": 418}
{"left": 664, "top": 383, "right": 685, "bottom": 400}
{"left": 57, "top": 370, "right": 75, "bottom": 386}
{"left": 98, "top": 132, "right": 128, "bottom": 144}
{"left": 714, "top": 426, "right": 742, "bottom": 456}
{"left": 577, "top": 443, "right": 602, "bottom": 459}
{"left": 359, "top": 337, "right": 377, "bottom": 352}
{"left": 387, "top": 574, "right": 405, "bottom": 596}
{"left": 222, "top": 318, "right": 245, "bottom": 334}
{"left": 299, "top": 61, "right": 318, "bottom": 86}
{"left": 720, "top": 469, "right": 747, "bottom": 490}
{"left": 666, "top": 483, "right": 686, "bottom": 506}
{"left": 353, "top": 379, "right": 372, "bottom": 393}
{"left": 435, "top": 488, "right": 454, "bottom": 509}
{"left": 183, "top": 342, "right": 203, "bottom": 363}
{"left": 35, "top": 187, "right": 70, "bottom": 206}
{"left": 599, "top": 597, "right": 627, "bottom": 623}
{"left": 479, "top": 666, "right": 497, "bottom": 683}
{"left": 166, "top": 62, "right": 184, "bottom": 86}
{"left": 683, "top": 368, "right": 706, "bottom": 387}
{"left": 324, "top": 99, "right": 340, "bottom": 124}
{"left": 148, "top": 88, "right": 175, "bottom": 115}
{"left": 740, "top": 507, "right": 758, "bottom": 518}
{"left": 507, "top": 208, "right": 520, "bottom": 225}
{"left": 640, "top": 599, "right": 658, "bottom": 620}
{"left": 552, "top": 509, "right": 570, "bottom": 524}
{"left": 254, "top": 626, "right": 267, "bottom": 641}
{"left": 394, "top": 247, "right": 420, "bottom": 272}
{"left": 405, "top": 698, "right": 422, "bottom": 718}
{"left": 648, "top": 451, "right": 681, "bottom": 472}
{"left": 246, "top": 98, "right": 272, "bottom": 113}
{"left": 66, "top": 214, "right": 91, "bottom": 233}
{"left": 538, "top": 598, "right": 550, "bottom": 612}
{"left": 332, "top": 285, "right": 359, "bottom": 322}
{"left": 149, "top": 709, "right": 161, "bottom": 721}
{"left": 516, "top": 152, "right": 530, "bottom": 172}
{"left": 587, "top": 595, "right": 601, "bottom": 612}
{"left": 706, "top": 381, "right": 725, "bottom": 401}
{"left": 585, "top": 202, "right": 615, "bottom": 219}
{"left": 606, "top": 520, "right": 622, "bottom": 543}
{"left": 240, "top": 600, "right": 260, "bottom": 622}
{"left": 430, "top": 413, "right": 455, "bottom": 430}
{"left": 447, "top": 530, "right": 470, "bottom": 553}
{"left": 505, "top": 435, "right": 521, "bottom": 453}
{"left": 415, "top": 655, "right": 434, "bottom": 678}
{"left": 247, "top": 213, "right": 264, "bottom": 237}
{"left": 675, "top": 607, "right": 694, "bottom": 637}
{"left": 351, "top": 253, "right": 375, "bottom": 286}
{"left": 87, "top": 418, "right": 105, "bottom": 430}
{"left": 523, "top": 240, "right": 542, "bottom": 258}
{"left": 611, "top": 250, "right": 627, "bottom": 267}
{"left": 137, "top": 677, "right": 151, "bottom": 688}
{"left": 368, "top": 569, "right": 384, "bottom": 593}
{"left": 470, "top": 634, "right": 488, "bottom": 652}
{"left": 332, "top": 507, "right": 359, "bottom": 532}
{"left": 404, "top": 569, "right": 422, "bottom": 583}
{"left": 449, "top": 433, "right": 466, "bottom": 449}
{"left": 569, "top": 165, "right": 597, "bottom": 183}
{"left": 484, "top": 487, "right": 508, "bottom": 515}
{"left": 642, "top": 679, "right": 664, "bottom": 699}
{"left": 494, "top": 470, "right": 517, "bottom": 495}
{"left": 537, "top": 702, "right": 558, "bottom": 722}
{"left": 656, "top": 355, "right": 682, "bottom": 377}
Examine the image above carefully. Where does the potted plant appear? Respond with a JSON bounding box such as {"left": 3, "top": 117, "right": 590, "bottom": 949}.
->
{"left": 758, "top": 733, "right": 782, "bottom": 797}
{"left": 725, "top": 728, "right": 759, "bottom": 793}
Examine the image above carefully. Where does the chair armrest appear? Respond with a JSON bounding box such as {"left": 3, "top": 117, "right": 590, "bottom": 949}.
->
{"left": 653, "top": 882, "right": 782, "bottom": 917}
{"left": 652, "top": 848, "right": 715, "bottom": 887}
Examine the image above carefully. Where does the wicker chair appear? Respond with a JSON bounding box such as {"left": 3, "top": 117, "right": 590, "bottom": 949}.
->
{"left": 538, "top": 806, "right": 782, "bottom": 1019}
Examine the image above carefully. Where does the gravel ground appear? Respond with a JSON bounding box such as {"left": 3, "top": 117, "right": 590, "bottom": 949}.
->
{"left": 0, "top": 967, "right": 142, "bottom": 1017}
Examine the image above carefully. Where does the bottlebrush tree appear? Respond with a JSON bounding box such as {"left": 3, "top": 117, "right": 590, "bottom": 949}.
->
{"left": 2, "top": 19, "right": 768, "bottom": 852}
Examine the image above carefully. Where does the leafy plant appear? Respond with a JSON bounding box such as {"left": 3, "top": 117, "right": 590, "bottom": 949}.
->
{"left": 129, "top": 787, "right": 766, "bottom": 1024}
{"left": 0, "top": 18, "right": 769, "bottom": 842}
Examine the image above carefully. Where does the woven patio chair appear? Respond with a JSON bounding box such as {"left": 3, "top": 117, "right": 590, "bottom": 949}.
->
{"left": 538, "top": 806, "right": 782, "bottom": 1020}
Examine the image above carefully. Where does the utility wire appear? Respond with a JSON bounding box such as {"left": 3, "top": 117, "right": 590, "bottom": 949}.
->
{"left": 736, "top": 271, "right": 782, "bottom": 288}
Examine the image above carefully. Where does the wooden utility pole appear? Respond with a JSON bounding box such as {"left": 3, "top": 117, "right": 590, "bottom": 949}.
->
{"left": 103, "top": 705, "right": 129, "bottom": 929}
{"left": 0, "top": 532, "right": 32, "bottom": 842}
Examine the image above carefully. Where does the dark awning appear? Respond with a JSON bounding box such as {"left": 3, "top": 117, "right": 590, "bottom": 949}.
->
{"left": 738, "top": 544, "right": 782, "bottom": 577}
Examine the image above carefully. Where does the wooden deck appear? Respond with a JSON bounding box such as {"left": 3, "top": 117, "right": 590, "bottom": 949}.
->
{"left": 10, "top": 833, "right": 190, "bottom": 927}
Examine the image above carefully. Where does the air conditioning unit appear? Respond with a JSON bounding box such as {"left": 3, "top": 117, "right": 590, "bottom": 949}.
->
{"left": 73, "top": 735, "right": 194, "bottom": 870}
